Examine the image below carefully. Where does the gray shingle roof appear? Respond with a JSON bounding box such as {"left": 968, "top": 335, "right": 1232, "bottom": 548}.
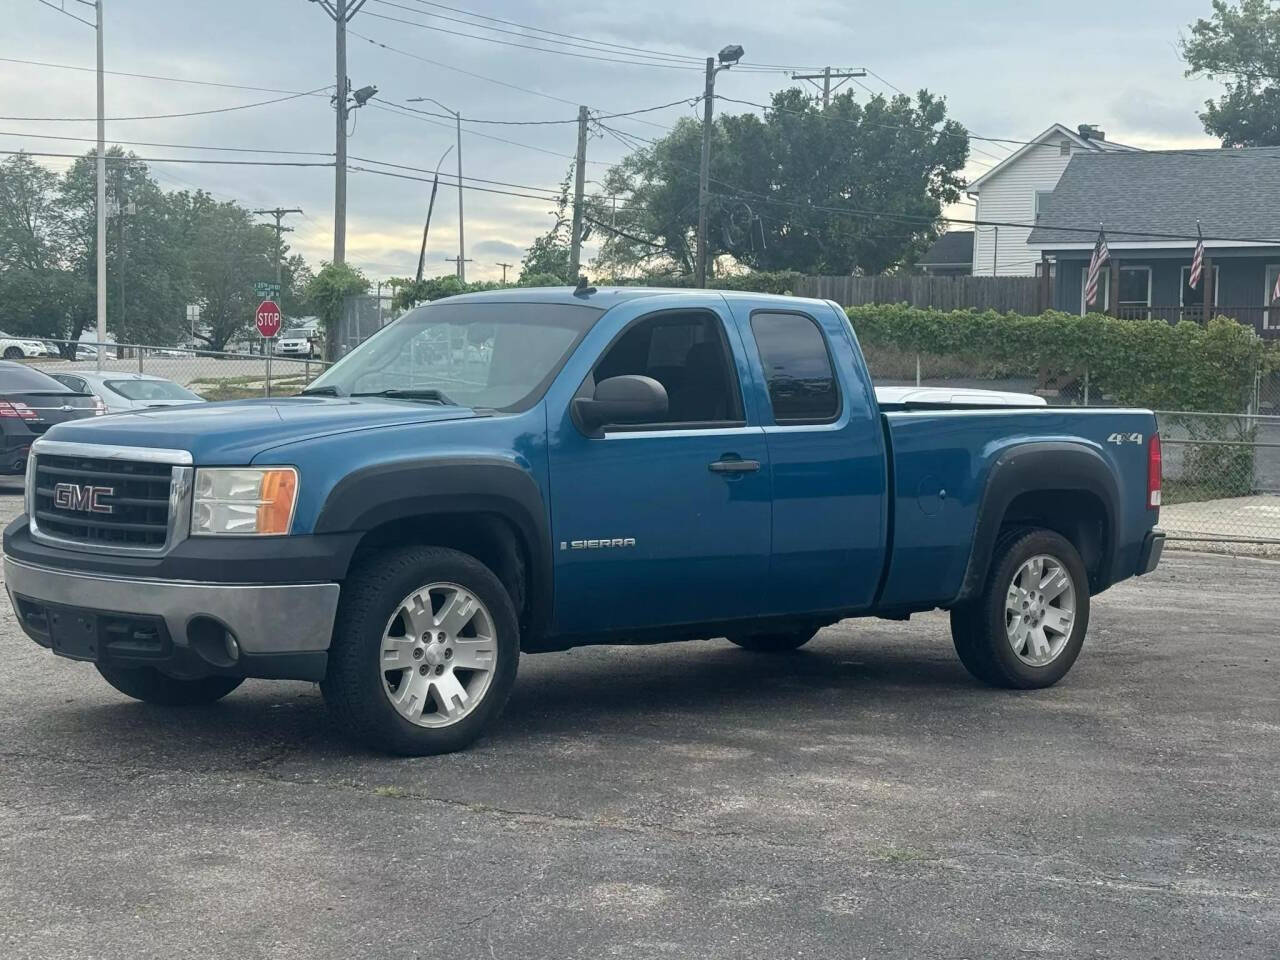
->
{"left": 920, "top": 230, "right": 973, "bottom": 266}
{"left": 1026, "top": 147, "right": 1280, "bottom": 246}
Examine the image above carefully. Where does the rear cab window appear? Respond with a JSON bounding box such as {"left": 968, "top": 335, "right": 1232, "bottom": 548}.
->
{"left": 750, "top": 311, "right": 841, "bottom": 423}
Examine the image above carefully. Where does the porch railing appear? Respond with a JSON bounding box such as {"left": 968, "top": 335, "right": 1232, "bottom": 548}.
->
{"left": 1113, "top": 304, "right": 1279, "bottom": 336}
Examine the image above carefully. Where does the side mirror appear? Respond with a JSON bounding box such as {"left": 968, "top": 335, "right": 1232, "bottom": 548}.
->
{"left": 573, "top": 375, "right": 668, "bottom": 435}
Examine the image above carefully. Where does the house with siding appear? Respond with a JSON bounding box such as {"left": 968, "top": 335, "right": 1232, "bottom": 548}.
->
{"left": 966, "top": 123, "right": 1137, "bottom": 276}
{"left": 1027, "top": 147, "right": 1280, "bottom": 336}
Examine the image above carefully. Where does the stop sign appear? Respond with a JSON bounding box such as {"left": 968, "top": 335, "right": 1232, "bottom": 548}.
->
{"left": 255, "top": 299, "right": 282, "bottom": 338}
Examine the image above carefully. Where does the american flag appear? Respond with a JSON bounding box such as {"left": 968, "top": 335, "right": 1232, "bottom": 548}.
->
{"left": 1189, "top": 223, "right": 1204, "bottom": 289}
{"left": 1085, "top": 228, "right": 1110, "bottom": 308}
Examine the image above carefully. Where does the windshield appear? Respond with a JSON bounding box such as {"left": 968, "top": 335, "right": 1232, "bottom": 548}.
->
{"left": 281, "top": 329, "right": 312, "bottom": 339}
{"left": 308, "top": 300, "right": 604, "bottom": 411}
{"left": 105, "top": 379, "right": 202, "bottom": 402}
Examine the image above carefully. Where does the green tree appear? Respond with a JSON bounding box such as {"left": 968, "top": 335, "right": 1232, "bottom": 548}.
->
{"left": 0, "top": 153, "right": 89, "bottom": 349}
{"left": 1182, "top": 0, "right": 1280, "bottom": 145}
{"left": 305, "top": 261, "right": 370, "bottom": 359}
{"left": 592, "top": 88, "right": 968, "bottom": 278}
{"left": 178, "top": 193, "right": 276, "bottom": 351}
{"left": 518, "top": 169, "right": 573, "bottom": 283}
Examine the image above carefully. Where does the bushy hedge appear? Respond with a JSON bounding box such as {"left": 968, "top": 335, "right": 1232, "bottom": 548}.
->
{"left": 845, "top": 304, "right": 1272, "bottom": 413}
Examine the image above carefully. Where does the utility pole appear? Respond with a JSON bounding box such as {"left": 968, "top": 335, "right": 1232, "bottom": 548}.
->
{"left": 495, "top": 262, "right": 513, "bottom": 284}
{"left": 568, "top": 105, "right": 589, "bottom": 281}
{"left": 95, "top": 0, "right": 106, "bottom": 366}
{"left": 415, "top": 145, "right": 452, "bottom": 284}
{"left": 311, "top": 0, "right": 371, "bottom": 265}
{"left": 408, "top": 98, "right": 465, "bottom": 281}
{"left": 696, "top": 45, "right": 744, "bottom": 288}
{"left": 253, "top": 207, "right": 303, "bottom": 305}
{"left": 107, "top": 197, "right": 134, "bottom": 347}
{"left": 444, "top": 256, "right": 473, "bottom": 278}
{"left": 790, "top": 67, "right": 867, "bottom": 107}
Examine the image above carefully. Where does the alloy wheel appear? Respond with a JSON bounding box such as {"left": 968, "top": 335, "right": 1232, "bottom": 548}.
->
{"left": 1004, "top": 554, "right": 1076, "bottom": 666}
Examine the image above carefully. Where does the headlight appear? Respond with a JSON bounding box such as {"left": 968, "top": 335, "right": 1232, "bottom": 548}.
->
{"left": 191, "top": 467, "right": 298, "bottom": 536}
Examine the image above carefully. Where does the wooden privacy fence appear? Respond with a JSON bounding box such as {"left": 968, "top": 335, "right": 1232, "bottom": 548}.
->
{"left": 796, "top": 275, "right": 1047, "bottom": 312}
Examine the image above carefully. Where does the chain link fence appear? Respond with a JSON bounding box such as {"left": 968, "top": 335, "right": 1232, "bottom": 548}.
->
{"left": 8, "top": 340, "right": 328, "bottom": 400}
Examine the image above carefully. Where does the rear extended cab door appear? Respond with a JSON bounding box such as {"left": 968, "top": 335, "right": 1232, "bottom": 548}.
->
{"left": 722, "top": 295, "right": 889, "bottom": 615}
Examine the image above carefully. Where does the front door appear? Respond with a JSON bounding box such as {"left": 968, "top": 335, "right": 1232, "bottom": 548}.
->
{"left": 546, "top": 298, "right": 771, "bottom": 637}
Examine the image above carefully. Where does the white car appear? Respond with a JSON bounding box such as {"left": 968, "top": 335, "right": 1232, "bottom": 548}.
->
{"left": 49, "top": 371, "right": 205, "bottom": 413}
{"left": 874, "top": 386, "right": 1048, "bottom": 407}
{"left": 276, "top": 328, "right": 319, "bottom": 358}
{"left": 0, "top": 333, "right": 51, "bottom": 360}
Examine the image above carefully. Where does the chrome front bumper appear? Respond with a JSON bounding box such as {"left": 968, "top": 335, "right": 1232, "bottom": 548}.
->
{"left": 3, "top": 556, "right": 339, "bottom": 658}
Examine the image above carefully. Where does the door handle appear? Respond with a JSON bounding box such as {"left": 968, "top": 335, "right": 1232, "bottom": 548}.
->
{"left": 708, "top": 457, "right": 761, "bottom": 474}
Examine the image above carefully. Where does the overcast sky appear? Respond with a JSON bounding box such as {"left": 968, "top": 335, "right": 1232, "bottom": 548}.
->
{"left": 7, "top": 0, "right": 1223, "bottom": 283}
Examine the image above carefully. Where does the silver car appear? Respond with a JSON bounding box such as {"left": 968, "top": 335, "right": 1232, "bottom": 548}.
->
{"left": 49, "top": 372, "right": 205, "bottom": 413}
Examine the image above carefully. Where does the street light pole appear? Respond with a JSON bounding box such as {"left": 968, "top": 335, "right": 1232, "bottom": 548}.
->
{"left": 415, "top": 145, "right": 452, "bottom": 285}
{"left": 695, "top": 45, "right": 743, "bottom": 288}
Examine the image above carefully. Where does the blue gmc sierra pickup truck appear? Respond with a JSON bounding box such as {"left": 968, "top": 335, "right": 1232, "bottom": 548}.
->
{"left": 3, "top": 288, "right": 1165, "bottom": 755}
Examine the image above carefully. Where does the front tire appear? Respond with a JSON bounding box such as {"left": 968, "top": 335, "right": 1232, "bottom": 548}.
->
{"left": 727, "top": 626, "right": 818, "bottom": 653}
{"left": 96, "top": 664, "right": 243, "bottom": 705}
{"left": 950, "top": 528, "right": 1090, "bottom": 689}
{"left": 322, "top": 546, "right": 520, "bottom": 756}
{"left": 3, "top": 347, "right": 23, "bottom": 360}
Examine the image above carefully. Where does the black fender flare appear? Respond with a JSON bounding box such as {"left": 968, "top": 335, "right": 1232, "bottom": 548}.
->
{"left": 314, "top": 457, "right": 552, "bottom": 637}
{"left": 955, "top": 441, "right": 1121, "bottom": 603}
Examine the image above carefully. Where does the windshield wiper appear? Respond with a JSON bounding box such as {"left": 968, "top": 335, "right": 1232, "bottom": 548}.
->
{"left": 349, "top": 388, "right": 458, "bottom": 405}
{"left": 300, "top": 385, "right": 343, "bottom": 397}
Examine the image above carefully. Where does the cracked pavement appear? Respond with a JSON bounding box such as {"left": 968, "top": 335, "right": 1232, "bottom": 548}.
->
{"left": 0, "top": 488, "right": 1276, "bottom": 959}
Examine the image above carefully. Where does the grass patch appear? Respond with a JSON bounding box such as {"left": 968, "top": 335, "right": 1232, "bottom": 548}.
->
{"left": 372, "top": 785, "right": 408, "bottom": 798}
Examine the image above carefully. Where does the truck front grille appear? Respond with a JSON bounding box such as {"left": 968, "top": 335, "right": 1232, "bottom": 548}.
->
{"left": 32, "top": 453, "right": 174, "bottom": 548}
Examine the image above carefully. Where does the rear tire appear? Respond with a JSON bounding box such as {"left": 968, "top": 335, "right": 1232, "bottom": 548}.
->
{"left": 727, "top": 627, "right": 818, "bottom": 653}
{"left": 96, "top": 664, "right": 243, "bottom": 705}
{"left": 3, "top": 347, "right": 23, "bottom": 360}
{"left": 950, "top": 528, "right": 1090, "bottom": 689}
{"left": 322, "top": 546, "right": 520, "bottom": 756}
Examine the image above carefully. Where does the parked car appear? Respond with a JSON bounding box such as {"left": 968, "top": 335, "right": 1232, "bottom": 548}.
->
{"left": 49, "top": 372, "right": 205, "bottom": 413}
{"left": 0, "top": 333, "right": 52, "bottom": 360}
{"left": 276, "top": 327, "right": 319, "bottom": 358}
{"left": 0, "top": 361, "right": 103, "bottom": 474}
{"left": 3, "top": 289, "right": 1164, "bottom": 756}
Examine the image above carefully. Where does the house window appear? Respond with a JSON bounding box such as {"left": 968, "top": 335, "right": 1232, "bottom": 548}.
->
{"left": 1079, "top": 265, "right": 1110, "bottom": 314}
{"left": 1059, "top": 140, "right": 1072, "bottom": 157}
{"left": 1117, "top": 266, "right": 1152, "bottom": 319}
{"left": 1179, "top": 264, "right": 1219, "bottom": 320}
{"left": 1034, "top": 190, "right": 1055, "bottom": 221}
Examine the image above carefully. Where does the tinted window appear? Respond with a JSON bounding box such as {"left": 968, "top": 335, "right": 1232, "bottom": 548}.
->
{"left": 592, "top": 312, "right": 743, "bottom": 426}
{"left": 751, "top": 312, "right": 839, "bottom": 422}
{"left": 52, "top": 374, "right": 87, "bottom": 392}
{"left": 0, "top": 362, "right": 73, "bottom": 393}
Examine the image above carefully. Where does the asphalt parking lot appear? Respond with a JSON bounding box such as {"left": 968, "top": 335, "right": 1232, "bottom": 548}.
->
{"left": 0, "top": 489, "right": 1276, "bottom": 959}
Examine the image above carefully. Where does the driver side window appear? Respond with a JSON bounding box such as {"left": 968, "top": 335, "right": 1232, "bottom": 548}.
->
{"left": 590, "top": 311, "right": 744, "bottom": 427}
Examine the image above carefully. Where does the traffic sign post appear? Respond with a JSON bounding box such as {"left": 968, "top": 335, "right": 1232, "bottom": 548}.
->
{"left": 256, "top": 300, "right": 281, "bottom": 397}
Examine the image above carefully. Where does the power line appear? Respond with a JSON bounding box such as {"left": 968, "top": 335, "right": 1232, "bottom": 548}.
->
{"left": 348, "top": 28, "right": 675, "bottom": 131}
{"left": 391, "top": 0, "right": 822, "bottom": 71}
{"left": 347, "top": 154, "right": 564, "bottom": 194}
{"left": 347, "top": 164, "right": 562, "bottom": 202}
{"left": 370, "top": 101, "right": 603, "bottom": 163}
{"left": 0, "top": 87, "right": 330, "bottom": 122}
{"left": 362, "top": 8, "right": 712, "bottom": 70}
{"left": 0, "top": 148, "right": 332, "bottom": 167}
{"left": 0, "top": 56, "right": 332, "bottom": 97}
{"left": 388, "top": 97, "right": 701, "bottom": 127}
{"left": 0, "top": 130, "right": 332, "bottom": 156}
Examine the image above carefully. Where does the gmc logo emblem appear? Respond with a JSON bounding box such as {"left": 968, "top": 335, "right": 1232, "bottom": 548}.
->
{"left": 52, "top": 482, "right": 114, "bottom": 515}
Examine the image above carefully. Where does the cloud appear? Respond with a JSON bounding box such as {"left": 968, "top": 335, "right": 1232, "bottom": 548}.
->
{"left": 472, "top": 239, "right": 525, "bottom": 258}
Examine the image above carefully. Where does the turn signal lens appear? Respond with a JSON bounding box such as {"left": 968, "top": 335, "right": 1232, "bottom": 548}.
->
{"left": 191, "top": 466, "right": 298, "bottom": 536}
